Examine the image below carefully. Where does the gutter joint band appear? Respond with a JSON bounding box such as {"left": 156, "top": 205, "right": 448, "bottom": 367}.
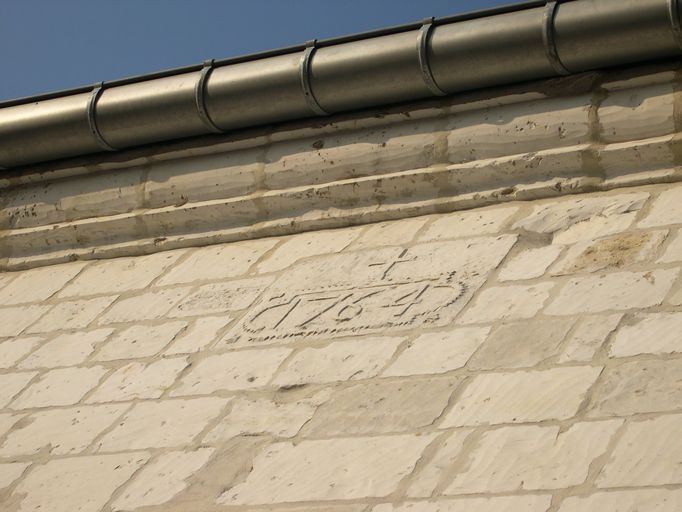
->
{"left": 87, "top": 83, "right": 117, "bottom": 151}
{"left": 543, "top": 1, "right": 571, "bottom": 76}
{"left": 418, "top": 18, "right": 447, "bottom": 96}
{"left": 669, "top": 0, "right": 682, "bottom": 49}
{"left": 299, "top": 40, "right": 329, "bottom": 116}
{"left": 195, "top": 59, "right": 223, "bottom": 133}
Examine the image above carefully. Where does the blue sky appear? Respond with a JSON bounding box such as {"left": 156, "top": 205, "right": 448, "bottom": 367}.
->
{"left": 0, "top": 0, "right": 516, "bottom": 101}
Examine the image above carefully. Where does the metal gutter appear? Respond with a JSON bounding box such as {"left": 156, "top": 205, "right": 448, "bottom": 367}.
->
{"left": 1, "top": 0, "right": 681, "bottom": 169}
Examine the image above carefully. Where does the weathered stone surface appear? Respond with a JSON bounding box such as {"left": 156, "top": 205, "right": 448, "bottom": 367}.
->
{"left": 86, "top": 358, "right": 188, "bottom": 403}
{"left": 92, "top": 321, "right": 187, "bottom": 361}
{"left": 375, "top": 496, "right": 553, "bottom": 512}
{"left": 0, "top": 404, "right": 127, "bottom": 456}
{"left": 659, "top": 229, "right": 682, "bottom": 262}
{"left": 639, "top": 185, "right": 682, "bottom": 228}
{"left": 219, "top": 434, "right": 435, "bottom": 505}
{"left": 588, "top": 359, "right": 682, "bottom": 416}
{"left": 11, "top": 453, "right": 148, "bottom": 512}
{"left": 96, "top": 398, "right": 227, "bottom": 451}
{"left": 498, "top": 246, "right": 563, "bottom": 282}
{"left": 598, "top": 414, "right": 682, "bottom": 487}
{"left": 11, "top": 366, "right": 107, "bottom": 409}
{"left": 0, "top": 413, "right": 20, "bottom": 438}
{"left": 443, "top": 420, "right": 621, "bottom": 494}
{"left": 0, "top": 373, "right": 36, "bottom": 408}
{"left": 558, "top": 314, "right": 622, "bottom": 363}
{"left": 0, "top": 337, "right": 42, "bottom": 369}
{"left": 19, "top": 328, "right": 113, "bottom": 369}
{"left": 383, "top": 327, "right": 489, "bottom": 377}
{"left": 0, "top": 305, "right": 51, "bottom": 337}
{"left": 97, "top": 288, "right": 191, "bottom": 324}
{"left": 303, "top": 377, "right": 458, "bottom": 436}
{"left": 0, "top": 462, "right": 28, "bottom": 491}
{"left": 0, "top": 262, "right": 86, "bottom": 305}
{"left": 351, "top": 217, "right": 429, "bottom": 250}
{"left": 458, "top": 283, "right": 554, "bottom": 324}
{"left": 545, "top": 269, "right": 679, "bottom": 315}
{"left": 609, "top": 312, "right": 682, "bottom": 357}
{"left": 442, "top": 366, "right": 601, "bottom": 426}
{"left": 111, "top": 448, "right": 214, "bottom": 511}
{"left": 418, "top": 207, "right": 519, "bottom": 242}
{"left": 558, "top": 489, "right": 682, "bottom": 512}
{"left": 27, "top": 296, "right": 117, "bottom": 333}
{"left": 165, "top": 316, "right": 233, "bottom": 354}
{"left": 171, "top": 348, "right": 290, "bottom": 396}
{"left": 271, "top": 337, "right": 403, "bottom": 387}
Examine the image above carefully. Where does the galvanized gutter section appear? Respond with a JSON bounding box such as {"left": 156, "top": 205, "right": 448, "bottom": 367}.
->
{"left": 1, "top": 0, "right": 681, "bottom": 169}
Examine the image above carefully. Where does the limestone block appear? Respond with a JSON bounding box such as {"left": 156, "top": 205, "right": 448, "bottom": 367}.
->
{"left": 442, "top": 366, "right": 601, "bottom": 427}
{"left": 96, "top": 398, "right": 227, "bottom": 451}
{"left": 0, "top": 413, "right": 20, "bottom": 438}
{"left": 0, "top": 462, "right": 28, "bottom": 491}
{"left": 498, "top": 246, "right": 563, "bottom": 282}
{"left": 86, "top": 358, "right": 189, "bottom": 403}
{"left": 545, "top": 269, "right": 679, "bottom": 315}
{"left": 598, "top": 414, "right": 682, "bottom": 487}
{"left": 0, "top": 261, "right": 86, "bottom": 305}
{"left": 558, "top": 314, "right": 622, "bottom": 363}
{"left": 558, "top": 489, "right": 682, "bottom": 512}
{"left": 97, "top": 288, "right": 191, "bottom": 324}
{"left": 599, "top": 135, "right": 676, "bottom": 181}
{"left": 0, "top": 372, "right": 37, "bottom": 408}
{"left": 303, "top": 377, "right": 459, "bottom": 436}
{"left": 375, "top": 496, "right": 553, "bottom": 512}
{"left": 443, "top": 420, "right": 622, "bottom": 494}
{"left": 418, "top": 206, "right": 519, "bottom": 242}
{"left": 156, "top": 239, "right": 277, "bottom": 286}
{"left": 164, "top": 316, "right": 233, "bottom": 354}
{"left": 0, "top": 337, "right": 42, "bottom": 369}
{"left": 27, "top": 296, "right": 117, "bottom": 333}
{"left": 59, "top": 250, "right": 184, "bottom": 298}
{"left": 19, "top": 328, "right": 113, "bottom": 369}
{"left": 271, "top": 338, "right": 403, "bottom": 387}
{"left": 588, "top": 359, "right": 682, "bottom": 416}
{"left": 256, "top": 229, "right": 359, "bottom": 273}
{"left": 383, "top": 327, "right": 489, "bottom": 377}
{"left": 670, "top": 286, "right": 682, "bottom": 306}
{"left": 111, "top": 448, "right": 214, "bottom": 511}
{"left": 458, "top": 283, "right": 554, "bottom": 324}
{"left": 11, "top": 453, "right": 148, "bottom": 512}
{"left": 11, "top": 366, "right": 107, "bottom": 409}
{"left": 219, "top": 434, "right": 435, "bottom": 505}
{"left": 0, "top": 305, "right": 50, "bottom": 338}
{"left": 468, "top": 317, "right": 575, "bottom": 369}
{"left": 658, "top": 229, "right": 682, "bottom": 262}
{"left": 350, "top": 217, "right": 429, "bottom": 250}
{"left": 0, "top": 404, "right": 127, "bottom": 456}
{"left": 92, "top": 321, "right": 187, "bottom": 362}
{"left": 639, "top": 185, "right": 682, "bottom": 228}
{"left": 610, "top": 312, "right": 682, "bottom": 357}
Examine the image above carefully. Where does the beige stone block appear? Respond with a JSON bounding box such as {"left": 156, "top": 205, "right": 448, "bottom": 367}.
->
{"left": 220, "top": 434, "right": 435, "bottom": 505}
{"left": 112, "top": 448, "right": 214, "bottom": 511}
{"left": 442, "top": 366, "right": 601, "bottom": 427}
{"left": 86, "top": 358, "right": 188, "bottom": 403}
{"left": 0, "top": 462, "right": 28, "bottom": 490}
{"left": 0, "top": 372, "right": 37, "bottom": 408}
{"left": 588, "top": 359, "right": 682, "bottom": 416}
{"left": 97, "top": 288, "right": 191, "bottom": 324}
{"left": 468, "top": 317, "right": 575, "bottom": 369}
{"left": 11, "top": 366, "right": 106, "bottom": 409}
{"left": 375, "top": 495, "right": 553, "bottom": 512}
{"left": 272, "top": 337, "right": 403, "bottom": 387}
{"left": 558, "top": 314, "right": 622, "bottom": 363}
{"left": 0, "top": 336, "right": 42, "bottom": 369}
{"left": 659, "top": 229, "right": 682, "bottom": 262}
{"left": 257, "top": 229, "right": 359, "bottom": 273}
{"left": 383, "top": 327, "right": 489, "bottom": 377}
{"left": 513, "top": 193, "right": 648, "bottom": 244}
{"left": 19, "top": 328, "right": 113, "bottom": 369}
{"left": 12, "top": 453, "right": 148, "bottom": 512}
{"left": 0, "top": 305, "right": 51, "bottom": 337}
{"left": 551, "top": 230, "right": 668, "bottom": 275}
{"left": 171, "top": 348, "right": 290, "bottom": 396}
{"left": 0, "top": 412, "right": 20, "bottom": 439}
{"left": 96, "top": 398, "right": 227, "bottom": 451}
{"left": 58, "top": 250, "right": 185, "bottom": 298}
{"left": 0, "top": 404, "right": 127, "bottom": 456}
{"left": 418, "top": 206, "right": 519, "bottom": 242}
{"left": 598, "top": 414, "right": 682, "bottom": 487}
{"left": 168, "top": 276, "right": 272, "bottom": 318}
{"left": 545, "top": 269, "right": 679, "bottom": 315}
{"left": 92, "top": 321, "right": 187, "bottom": 362}
{"left": 27, "top": 296, "right": 117, "bottom": 333}
{"left": 639, "top": 185, "right": 682, "bottom": 228}
{"left": 351, "top": 217, "right": 429, "bottom": 250}
{"left": 498, "top": 246, "right": 563, "bottom": 282}
{"left": 670, "top": 286, "right": 682, "bottom": 306}
{"left": 303, "top": 377, "right": 459, "bottom": 436}
{"left": 444, "top": 420, "right": 621, "bottom": 494}
{"left": 156, "top": 239, "right": 277, "bottom": 285}
{"left": 458, "top": 283, "right": 554, "bottom": 324}
{"left": 558, "top": 489, "right": 682, "bottom": 512}
{"left": 0, "top": 262, "right": 86, "bottom": 305}
{"left": 165, "top": 316, "right": 233, "bottom": 354}
{"left": 610, "top": 312, "right": 682, "bottom": 357}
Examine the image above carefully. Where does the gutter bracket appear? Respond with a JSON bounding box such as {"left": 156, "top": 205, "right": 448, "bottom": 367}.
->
{"left": 195, "top": 59, "right": 223, "bottom": 133}
{"left": 669, "top": 0, "right": 682, "bottom": 49}
{"left": 87, "top": 83, "right": 117, "bottom": 151}
{"left": 543, "top": 1, "right": 572, "bottom": 76}
{"left": 299, "top": 40, "right": 329, "bottom": 116}
{"left": 417, "top": 18, "right": 447, "bottom": 96}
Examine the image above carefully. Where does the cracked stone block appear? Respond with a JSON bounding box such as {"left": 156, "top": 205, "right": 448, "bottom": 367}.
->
{"left": 609, "top": 312, "right": 682, "bottom": 357}
{"left": 0, "top": 372, "right": 38, "bottom": 408}
{"left": 92, "top": 321, "right": 187, "bottom": 362}
{"left": 27, "top": 296, "right": 117, "bottom": 333}
{"left": 639, "top": 185, "right": 682, "bottom": 228}
{"left": 97, "top": 288, "right": 191, "bottom": 324}
{"left": 558, "top": 314, "right": 623, "bottom": 363}
{"left": 165, "top": 316, "right": 233, "bottom": 354}
{"left": 658, "top": 229, "right": 682, "bottom": 262}
{"left": 19, "top": 328, "right": 113, "bottom": 369}
{"left": 498, "top": 245, "right": 563, "bottom": 282}
{"left": 0, "top": 336, "right": 42, "bottom": 369}
{"left": 418, "top": 207, "right": 519, "bottom": 242}
{"left": 458, "top": 283, "right": 554, "bottom": 324}
{"left": 11, "top": 366, "right": 107, "bottom": 409}
{"left": 0, "top": 305, "right": 51, "bottom": 337}
{"left": 0, "top": 262, "right": 87, "bottom": 305}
